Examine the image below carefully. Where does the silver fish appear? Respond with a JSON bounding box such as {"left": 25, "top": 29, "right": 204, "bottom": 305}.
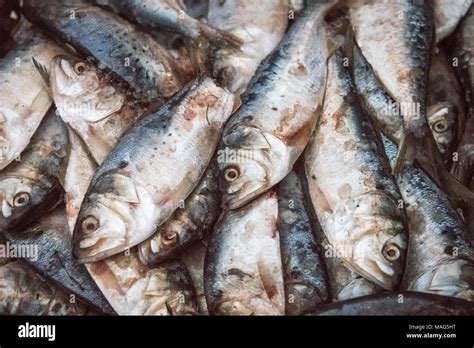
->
{"left": 383, "top": 135, "right": 474, "bottom": 301}
{"left": 218, "top": 0, "right": 335, "bottom": 209}
{"left": 0, "top": 21, "right": 64, "bottom": 170}
{"left": 207, "top": 0, "right": 289, "bottom": 94}
{"left": 433, "top": 0, "right": 472, "bottom": 42}
{"left": 182, "top": 239, "right": 209, "bottom": 314}
{"left": 0, "top": 108, "right": 68, "bottom": 231}
{"left": 305, "top": 49, "right": 407, "bottom": 290}
{"left": 278, "top": 170, "right": 329, "bottom": 314}
{"left": 73, "top": 76, "right": 233, "bottom": 262}
{"left": 204, "top": 191, "right": 285, "bottom": 315}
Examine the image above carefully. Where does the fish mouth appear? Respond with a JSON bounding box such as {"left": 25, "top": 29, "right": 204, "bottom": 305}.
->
{"left": 344, "top": 255, "right": 400, "bottom": 290}
{"left": 221, "top": 186, "right": 265, "bottom": 210}
{"left": 73, "top": 238, "right": 128, "bottom": 263}
{"left": 52, "top": 56, "right": 74, "bottom": 90}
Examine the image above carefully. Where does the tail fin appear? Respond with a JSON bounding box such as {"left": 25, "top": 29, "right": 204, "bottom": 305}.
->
{"left": 394, "top": 130, "right": 474, "bottom": 209}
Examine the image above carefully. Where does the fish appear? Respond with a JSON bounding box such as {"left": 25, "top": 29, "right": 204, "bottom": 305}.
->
{"left": 181, "top": 239, "right": 209, "bottom": 314}
{"left": 0, "top": 261, "right": 93, "bottom": 315}
{"left": 0, "top": 21, "right": 64, "bottom": 170}
{"left": 433, "top": 0, "right": 472, "bottom": 42}
{"left": 64, "top": 129, "right": 199, "bottom": 315}
{"left": 50, "top": 55, "right": 144, "bottom": 164}
{"left": 309, "top": 292, "right": 474, "bottom": 316}
{"left": 72, "top": 76, "right": 233, "bottom": 263}
{"left": 349, "top": 0, "right": 453, "bottom": 196}
{"left": 304, "top": 49, "right": 407, "bottom": 290}
{"left": 204, "top": 191, "right": 285, "bottom": 315}
{"left": 95, "top": 0, "right": 242, "bottom": 49}
{"left": 383, "top": 135, "right": 474, "bottom": 302}
{"left": 354, "top": 45, "right": 463, "bottom": 164}
{"left": 21, "top": 0, "right": 189, "bottom": 106}
{"left": 207, "top": 0, "right": 289, "bottom": 94}
{"left": 138, "top": 159, "right": 220, "bottom": 265}
{"left": 278, "top": 170, "right": 329, "bottom": 314}
{"left": 218, "top": 0, "right": 335, "bottom": 209}
{"left": 4, "top": 206, "right": 115, "bottom": 314}
{"left": 0, "top": 108, "right": 68, "bottom": 231}
{"left": 451, "top": 5, "right": 474, "bottom": 186}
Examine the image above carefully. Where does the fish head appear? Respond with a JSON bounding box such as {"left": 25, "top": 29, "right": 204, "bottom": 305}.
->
{"left": 427, "top": 102, "right": 456, "bottom": 157}
{"left": 0, "top": 174, "right": 52, "bottom": 229}
{"left": 217, "top": 126, "right": 284, "bottom": 209}
{"left": 72, "top": 194, "right": 129, "bottom": 263}
{"left": 341, "top": 192, "right": 407, "bottom": 290}
{"left": 138, "top": 222, "right": 184, "bottom": 265}
{"left": 50, "top": 55, "right": 125, "bottom": 123}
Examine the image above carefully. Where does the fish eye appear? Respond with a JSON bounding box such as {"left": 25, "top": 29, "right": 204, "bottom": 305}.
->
{"left": 74, "top": 62, "right": 86, "bottom": 74}
{"left": 224, "top": 166, "right": 240, "bottom": 182}
{"left": 161, "top": 230, "right": 178, "bottom": 246}
{"left": 382, "top": 243, "right": 400, "bottom": 262}
{"left": 433, "top": 120, "right": 448, "bottom": 133}
{"left": 82, "top": 215, "right": 99, "bottom": 234}
{"left": 13, "top": 192, "right": 30, "bottom": 207}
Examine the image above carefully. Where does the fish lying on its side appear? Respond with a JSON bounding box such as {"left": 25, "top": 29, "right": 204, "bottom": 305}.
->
{"left": 383, "top": 136, "right": 474, "bottom": 301}
{"left": 0, "top": 108, "right": 68, "bottom": 231}
{"left": 72, "top": 76, "right": 233, "bottom": 263}
{"left": 354, "top": 45, "right": 463, "bottom": 165}
{"left": 96, "top": 0, "right": 242, "bottom": 49}
{"left": 4, "top": 206, "right": 115, "bottom": 314}
{"left": 0, "top": 261, "right": 93, "bottom": 315}
{"left": 305, "top": 49, "right": 407, "bottom": 290}
{"left": 0, "top": 21, "right": 64, "bottom": 170}
{"left": 278, "top": 170, "right": 329, "bottom": 314}
{"left": 218, "top": 0, "right": 335, "bottom": 210}
{"left": 21, "top": 0, "right": 190, "bottom": 106}
{"left": 309, "top": 292, "right": 474, "bottom": 316}
{"left": 433, "top": 0, "right": 472, "bottom": 42}
{"left": 349, "top": 0, "right": 459, "bottom": 198}
{"left": 204, "top": 191, "right": 285, "bottom": 315}
{"left": 64, "top": 128, "right": 199, "bottom": 315}
{"left": 138, "top": 159, "right": 220, "bottom": 265}
{"left": 50, "top": 55, "right": 145, "bottom": 164}
{"left": 207, "top": 0, "right": 289, "bottom": 94}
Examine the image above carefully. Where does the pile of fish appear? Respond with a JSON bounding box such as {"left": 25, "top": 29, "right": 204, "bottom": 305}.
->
{"left": 1, "top": 0, "right": 474, "bottom": 316}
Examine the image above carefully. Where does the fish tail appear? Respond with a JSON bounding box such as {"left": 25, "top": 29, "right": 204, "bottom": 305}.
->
{"left": 395, "top": 130, "right": 474, "bottom": 209}
{"left": 197, "top": 21, "right": 242, "bottom": 50}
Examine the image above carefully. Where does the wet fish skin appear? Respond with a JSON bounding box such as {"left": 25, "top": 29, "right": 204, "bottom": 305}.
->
{"left": 354, "top": 46, "right": 462, "bottom": 164}
{"left": 138, "top": 160, "right": 220, "bottom": 265}
{"left": 73, "top": 76, "right": 233, "bottom": 263}
{"left": 383, "top": 136, "right": 474, "bottom": 301}
{"left": 0, "top": 109, "right": 68, "bottom": 231}
{"left": 21, "top": 0, "right": 187, "bottom": 105}
{"left": 305, "top": 49, "right": 407, "bottom": 290}
{"left": 207, "top": 0, "right": 289, "bottom": 94}
{"left": 0, "top": 261, "right": 92, "bottom": 315}
{"left": 278, "top": 170, "right": 329, "bottom": 314}
{"left": 50, "top": 55, "right": 144, "bottom": 164}
{"left": 4, "top": 206, "right": 115, "bottom": 314}
{"left": 96, "top": 0, "right": 242, "bottom": 48}
{"left": 64, "top": 129, "right": 199, "bottom": 315}
{"left": 309, "top": 292, "right": 474, "bottom": 316}
{"left": 433, "top": 0, "right": 472, "bottom": 42}
{"left": 204, "top": 191, "right": 285, "bottom": 315}
{"left": 0, "top": 23, "right": 64, "bottom": 170}
{"left": 218, "top": 0, "right": 335, "bottom": 210}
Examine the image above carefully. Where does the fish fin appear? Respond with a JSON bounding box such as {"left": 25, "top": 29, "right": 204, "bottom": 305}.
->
{"left": 257, "top": 260, "right": 279, "bottom": 303}
{"left": 32, "top": 56, "right": 50, "bottom": 88}
{"left": 95, "top": 173, "right": 140, "bottom": 204}
{"left": 184, "top": 37, "right": 211, "bottom": 75}
{"left": 165, "top": 301, "right": 175, "bottom": 316}
{"left": 197, "top": 20, "right": 242, "bottom": 50}
{"left": 395, "top": 130, "right": 474, "bottom": 209}
{"left": 342, "top": 25, "right": 355, "bottom": 69}
{"left": 232, "top": 95, "right": 242, "bottom": 114}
